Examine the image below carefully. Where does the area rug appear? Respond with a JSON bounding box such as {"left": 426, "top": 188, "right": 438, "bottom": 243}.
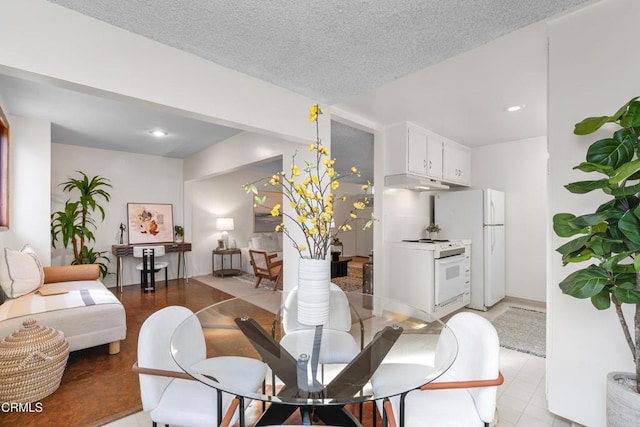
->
{"left": 491, "top": 306, "right": 546, "bottom": 358}
{"left": 231, "top": 271, "right": 364, "bottom": 293}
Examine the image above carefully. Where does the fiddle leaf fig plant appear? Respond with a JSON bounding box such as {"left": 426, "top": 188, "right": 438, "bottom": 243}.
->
{"left": 554, "top": 97, "right": 640, "bottom": 392}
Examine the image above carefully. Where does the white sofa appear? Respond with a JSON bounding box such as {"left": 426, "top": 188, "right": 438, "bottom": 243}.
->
{"left": 0, "top": 264, "right": 126, "bottom": 354}
{"left": 239, "top": 233, "right": 283, "bottom": 274}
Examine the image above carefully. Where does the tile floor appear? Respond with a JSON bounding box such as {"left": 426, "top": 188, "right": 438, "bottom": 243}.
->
{"left": 104, "top": 300, "right": 582, "bottom": 427}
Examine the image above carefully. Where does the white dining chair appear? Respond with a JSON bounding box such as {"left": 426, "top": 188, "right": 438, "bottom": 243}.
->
{"left": 133, "top": 245, "right": 169, "bottom": 292}
{"left": 133, "top": 305, "right": 267, "bottom": 427}
{"left": 372, "top": 312, "right": 504, "bottom": 427}
{"left": 276, "top": 283, "right": 363, "bottom": 365}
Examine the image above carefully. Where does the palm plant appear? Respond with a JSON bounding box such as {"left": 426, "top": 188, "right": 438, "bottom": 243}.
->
{"left": 51, "top": 171, "right": 112, "bottom": 277}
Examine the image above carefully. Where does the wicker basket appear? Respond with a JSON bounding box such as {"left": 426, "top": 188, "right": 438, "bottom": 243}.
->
{"left": 0, "top": 318, "right": 69, "bottom": 403}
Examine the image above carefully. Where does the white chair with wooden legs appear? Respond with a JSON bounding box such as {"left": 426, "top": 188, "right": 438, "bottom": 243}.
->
{"left": 133, "top": 246, "right": 169, "bottom": 292}
{"left": 133, "top": 306, "right": 267, "bottom": 427}
{"left": 372, "top": 312, "right": 504, "bottom": 427}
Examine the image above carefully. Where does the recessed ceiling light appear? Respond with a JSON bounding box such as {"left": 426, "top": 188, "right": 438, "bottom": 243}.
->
{"left": 150, "top": 130, "right": 168, "bottom": 137}
{"left": 506, "top": 105, "right": 525, "bottom": 112}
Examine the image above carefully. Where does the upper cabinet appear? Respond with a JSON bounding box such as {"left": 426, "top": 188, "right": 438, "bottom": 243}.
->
{"left": 442, "top": 139, "right": 471, "bottom": 185}
{"left": 385, "top": 122, "right": 470, "bottom": 186}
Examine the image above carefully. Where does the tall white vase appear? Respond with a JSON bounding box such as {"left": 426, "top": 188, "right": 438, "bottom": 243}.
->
{"left": 297, "top": 257, "right": 331, "bottom": 326}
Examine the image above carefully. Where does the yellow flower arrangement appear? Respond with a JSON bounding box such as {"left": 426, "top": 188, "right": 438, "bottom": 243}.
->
{"left": 243, "top": 104, "right": 374, "bottom": 260}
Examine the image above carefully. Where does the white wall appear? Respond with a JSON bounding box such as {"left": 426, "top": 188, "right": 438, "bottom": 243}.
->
{"left": 0, "top": 115, "right": 51, "bottom": 264}
{"left": 184, "top": 129, "right": 329, "bottom": 291}
{"left": 188, "top": 168, "right": 280, "bottom": 276}
{"left": 51, "top": 144, "right": 183, "bottom": 288}
{"left": 472, "top": 136, "right": 547, "bottom": 302}
{"left": 548, "top": 0, "right": 639, "bottom": 424}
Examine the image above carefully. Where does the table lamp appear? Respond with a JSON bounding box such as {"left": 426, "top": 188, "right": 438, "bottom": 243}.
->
{"left": 216, "top": 217, "right": 234, "bottom": 249}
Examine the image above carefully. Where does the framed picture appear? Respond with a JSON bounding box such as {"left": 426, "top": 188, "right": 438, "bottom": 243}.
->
{"left": 127, "top": 203, "right": 174, "bottom": 244}
{"left": 254, "top": 191, "right": 283, "bottom": 233}
{"left": 217, "top": 239, "right": 226, "bottom": 250}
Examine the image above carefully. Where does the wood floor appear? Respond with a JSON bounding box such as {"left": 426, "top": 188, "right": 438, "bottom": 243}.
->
{"left": 0, "top": 278, "right": 233, "bottom": 427}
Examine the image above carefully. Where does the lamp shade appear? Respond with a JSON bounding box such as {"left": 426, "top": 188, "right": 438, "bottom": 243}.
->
{"left": 216, "top": 218, "right": 234, "bottom": 231}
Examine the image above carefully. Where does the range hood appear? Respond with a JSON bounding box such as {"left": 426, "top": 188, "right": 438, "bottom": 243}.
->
{"left": 384, "top": 173, "right": 450, "bottom": 191}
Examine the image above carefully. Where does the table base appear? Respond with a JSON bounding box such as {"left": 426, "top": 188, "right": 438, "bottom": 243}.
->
{"left": 256, "top": 403, "right": 360, "bottom": 427}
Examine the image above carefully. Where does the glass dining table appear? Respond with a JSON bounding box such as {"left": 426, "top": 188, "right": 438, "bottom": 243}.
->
{"left": 170, "top": 290, "right": 458, "bottom": 427}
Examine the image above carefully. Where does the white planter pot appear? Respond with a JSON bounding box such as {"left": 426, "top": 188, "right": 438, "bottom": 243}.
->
{"left": 607, "top": 371, "right": 640, "bottom": 426}
{"left": 297, "top": 257, "right": 331, "bottom": 326}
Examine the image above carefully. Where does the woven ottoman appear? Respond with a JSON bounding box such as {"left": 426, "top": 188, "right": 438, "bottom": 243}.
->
{"left": 0, "top": 318, "right": 69, "bottom": 403}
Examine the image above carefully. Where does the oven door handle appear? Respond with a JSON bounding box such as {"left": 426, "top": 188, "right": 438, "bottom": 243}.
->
{"left": 436, "top": 253, "right": 465, "bottom": 264}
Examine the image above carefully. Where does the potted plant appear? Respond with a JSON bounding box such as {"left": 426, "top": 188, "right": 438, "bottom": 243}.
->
{"left": 174, "top": 225, "right": 184, "bottom": 242}
{"left": 553, "top": 97, "right": 640, "bottom": 425}
{"left": 50, "top": 171, "right": 112, "bottom": 278}
{"left": 426, "top": 223, "right": 441, "bottom": 239}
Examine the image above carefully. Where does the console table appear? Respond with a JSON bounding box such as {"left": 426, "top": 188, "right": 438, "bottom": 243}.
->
{"left": 112, "top": 242, "right": 191, "bottom": 292}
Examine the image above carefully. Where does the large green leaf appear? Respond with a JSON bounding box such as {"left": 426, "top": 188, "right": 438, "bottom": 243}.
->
{"left": 620, "top": 100, "right": 640, "bottom": 128}
{"left": 559, "top": 266, "right": 610, "bottom": 298}
{"left": 615, "top": 272, "right": 638, "bottom": 286}
{"left": 562, "top": 249, "right": 597, "bottom": 264}
{"left": 586, "top": 235, "right": 620, "bottom": 257}
{"left": 556, "top": 235, "right": 589, "bottom": 256}
{"left": 568, "top": 212, "right": 611, "bottom": 228}
{"left": 611, "top": 182, "right": 640, "bottom": 197}
{"left": 590, "top": 221, "right": 608, "bottom": 234}
{"left": 602, "top": 251, "right": 635, "bottom": 272}
{"left": 586, "top": 135, "right": 634, "bottom": 169}
{"left": 565, "top": 179, "right": 610, "bottom": 194}
{"left": 574, "top": 98, "right": 639, "bottom": 134}
{"left": 611, "top": 98, "right": 639, "bottom": 122}
{"left": 574, "top": 116, "right": 610, "bottom": 135}
{"left": 574, "top": 162, "right": 615, "bottom": 176}
{"left": 619, "top": 210, "right": 640, "bottom": 244}
{"left": 553, "top": 213, "right": 588, "bottom": 237}
{"left": 610, "top": 159, "right": 640, "bottom": 184}
{"left": 614, "top": 285, "right": 640, "bottom": 304}
{"left": 591, "top": 288, "right": 611, "bottom": 310}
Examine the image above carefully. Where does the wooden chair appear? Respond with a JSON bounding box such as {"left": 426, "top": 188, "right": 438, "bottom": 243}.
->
{"left": 248, "top": 250, "right": 282, "bottom": 291}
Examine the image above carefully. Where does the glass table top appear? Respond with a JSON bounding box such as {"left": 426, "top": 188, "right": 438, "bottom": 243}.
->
{"left": 171, "top": 290, "right": 457, "bottom": 408}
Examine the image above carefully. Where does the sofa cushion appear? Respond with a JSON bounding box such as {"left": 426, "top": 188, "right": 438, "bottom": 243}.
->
{"left": 261, "top": 233, "right": 279, "bottom": 252}
{"left": 0, "top": 245, "right": 44, "bottom": 298}
{"left": 250, "top": 236, "right": 262, "bottom": 249}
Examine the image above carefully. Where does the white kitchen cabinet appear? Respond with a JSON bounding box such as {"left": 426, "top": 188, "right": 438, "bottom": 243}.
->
{"left": 443, "top": 140, "right": 471, "bottom": 185}
{"left": 426, "top": 134, "right": 443, "bottom": 179}
{"left": 407, "top": 124, "right": 428, "bottom": 175}
{"left": 385, "top": 122, "right": 443, "bottom": 180}
{"left": 385, "top": 121, "right": 470, "bottom": 186}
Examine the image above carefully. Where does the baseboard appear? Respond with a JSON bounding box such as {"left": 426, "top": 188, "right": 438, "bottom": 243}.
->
{"left": 503, "top": 296, "right": 546, "bottom": 309}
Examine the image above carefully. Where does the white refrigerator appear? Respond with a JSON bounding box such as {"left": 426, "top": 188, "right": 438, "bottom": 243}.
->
{"left": 435, "top": 189, "right": 505, "bottom": 311}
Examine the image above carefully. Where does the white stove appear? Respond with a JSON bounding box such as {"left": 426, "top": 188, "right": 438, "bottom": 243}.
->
{"left": 389, "top": 239, "right": 470, "bottom": 319}
{"left": 400, "top": 239, "right": 465, "bottom": 259}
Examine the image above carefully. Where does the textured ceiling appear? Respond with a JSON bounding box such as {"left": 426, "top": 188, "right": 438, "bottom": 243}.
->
{"left": 47, "top": 0, "right": 592, "bottom": 104}
{"left": 0, "top": 0, "right": 597, "bottom": 184}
